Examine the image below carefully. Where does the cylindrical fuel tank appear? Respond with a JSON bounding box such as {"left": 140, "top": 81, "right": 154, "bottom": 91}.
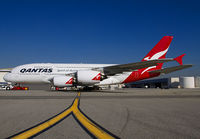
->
{"left": 195, "top": 76, "right": 200, "bottom": 88}
{"left": 180, "top": 77, "right": 195, "bottom": 88}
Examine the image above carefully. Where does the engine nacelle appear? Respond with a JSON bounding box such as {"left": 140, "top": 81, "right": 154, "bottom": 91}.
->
{"left": 77, "top": 70, "right": 101, "bottom": 85}
{"left": 53, "top": 76, "right": 74, "bottom": 87}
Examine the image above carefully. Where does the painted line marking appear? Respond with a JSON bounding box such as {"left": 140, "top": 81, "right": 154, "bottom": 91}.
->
{"left": 72, "top": 94, "right": 119, "bottom": 139}
{"left": 9, "top": 92, "right": 119, "bottom": 139}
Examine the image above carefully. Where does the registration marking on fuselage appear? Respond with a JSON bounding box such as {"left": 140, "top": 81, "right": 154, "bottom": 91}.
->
{"left": 8, "top": 92, "right": 119, "bottom": 139}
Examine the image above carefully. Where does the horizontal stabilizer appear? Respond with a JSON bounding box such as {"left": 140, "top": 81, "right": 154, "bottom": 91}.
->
{"left": 148, "top": 64, "right": 192, "bottom": 74}
{"left": 174, "top": 54, "right": 185, "bottom": 65}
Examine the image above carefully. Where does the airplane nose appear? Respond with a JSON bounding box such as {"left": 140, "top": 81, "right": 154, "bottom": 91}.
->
{"left": 3, "top": 73, "right": 12, "bottom": 82}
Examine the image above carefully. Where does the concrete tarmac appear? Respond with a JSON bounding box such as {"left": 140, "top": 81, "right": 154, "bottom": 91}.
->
{"left": 0, "top": 88, "right": 200, "bottom": 139}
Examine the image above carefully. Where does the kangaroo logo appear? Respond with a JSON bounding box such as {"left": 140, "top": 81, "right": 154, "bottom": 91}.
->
{"left": 92, "top": 73, "right": 101, "bottom": 80}
{"left": 141, "top": 47, "right": 169, "bottom": 75}
{"left": 65, "top": 78, "right": 73, "bottom": 84}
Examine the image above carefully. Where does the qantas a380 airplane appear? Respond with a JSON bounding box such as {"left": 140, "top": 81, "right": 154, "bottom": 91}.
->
{"left": 3, "top": 36, "right": 192, "bottom": 89}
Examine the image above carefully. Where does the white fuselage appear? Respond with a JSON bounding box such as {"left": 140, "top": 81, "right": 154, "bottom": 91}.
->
{"left": 3, "top": 63, "right": 131, "bottom": 86}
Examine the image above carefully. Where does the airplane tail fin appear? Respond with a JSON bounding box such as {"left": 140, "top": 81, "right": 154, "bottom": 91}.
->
{"left": 141, "top": 36, "right": 173, "bottom": 70}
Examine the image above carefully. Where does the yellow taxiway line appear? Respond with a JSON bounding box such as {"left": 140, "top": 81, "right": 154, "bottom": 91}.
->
{"left": 10, "top": 92, "right": 119, "bottom": 139}
{"left": 11, "top": 106, "right": 72, "bottom": 139}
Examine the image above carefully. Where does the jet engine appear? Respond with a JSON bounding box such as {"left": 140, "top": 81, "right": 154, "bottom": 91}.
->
{"left": 77, "top": 70, "right": 102, "bottom": 85}
{"left": 53, "top": 76, "right": 74, "bottom": 87}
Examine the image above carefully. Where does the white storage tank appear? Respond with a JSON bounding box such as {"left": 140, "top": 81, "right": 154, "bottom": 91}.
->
{"left": 180, "top": 77, "right": 195, "bottom": 88}
{"left": 195, "top": 76, "right": 200, "bottom": 88}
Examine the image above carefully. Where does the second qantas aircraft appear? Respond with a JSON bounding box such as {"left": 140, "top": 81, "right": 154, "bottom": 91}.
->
{"left": 3, "top": 36, "right": 192, "bottom": 89}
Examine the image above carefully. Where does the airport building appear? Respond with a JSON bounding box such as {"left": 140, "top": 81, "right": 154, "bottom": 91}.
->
{"left": 126, "top": 76, "right": 200, "bottom": 89}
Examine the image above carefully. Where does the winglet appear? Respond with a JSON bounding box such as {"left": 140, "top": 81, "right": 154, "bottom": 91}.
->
{"left": 174, "top": 54, "right": 186, "bottom": 65}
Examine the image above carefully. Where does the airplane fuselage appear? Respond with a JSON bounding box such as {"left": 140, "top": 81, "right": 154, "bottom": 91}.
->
{"left": 4, "top": 63, "right": 160, "bottom": 86}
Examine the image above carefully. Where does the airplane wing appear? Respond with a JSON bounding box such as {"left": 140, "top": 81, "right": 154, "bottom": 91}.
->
{"left": 101, "top": 58, "right": 174, "bottom": 75}
{"left": 0, "top": 68, "right": 12, "bottom": 72}
{"left": 148, "top": 64, "right": 192, "bottom": 74}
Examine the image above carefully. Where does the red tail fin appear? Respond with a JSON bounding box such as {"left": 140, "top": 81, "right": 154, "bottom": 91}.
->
{"left": 141, "top": 36, "right": 173, "bottom": 70}
{"left": 142, "top": 36, "right": 173, "bottom": 61}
